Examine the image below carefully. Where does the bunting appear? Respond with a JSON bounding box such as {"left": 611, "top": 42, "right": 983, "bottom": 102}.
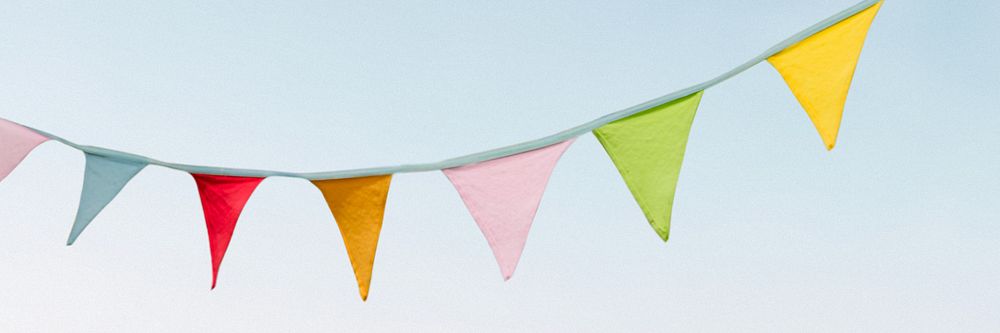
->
{"left": 443, "top": 139, "right": 574, "bottom": 280}
{"left": 768, "top": 1, "right": 883, "bottom": 150}
{"left": 312, "top": 175, "right": 393, "bottom": 301}
{"left": 0, "top": 0, "right": 886, "bottom": 299}
{"left": 192, "top": 174, "right": 264, "bottom": 289}
{"left": 67, "top": 153, "right": 147, "bottom": 245}
{"left": 0, "top": 118, "right": 49, "bottom": 182}
{"left": 593, "top": 91, "right": 703, "bottom": 242}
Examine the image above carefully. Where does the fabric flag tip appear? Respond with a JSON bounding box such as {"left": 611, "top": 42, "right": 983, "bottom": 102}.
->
{"left": 655, "top": 229, "right": 670, "bottom": 243}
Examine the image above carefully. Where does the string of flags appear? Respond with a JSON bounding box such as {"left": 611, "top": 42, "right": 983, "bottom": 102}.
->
{"left": 0, "top": 1, "right": 883, "bottom": 300}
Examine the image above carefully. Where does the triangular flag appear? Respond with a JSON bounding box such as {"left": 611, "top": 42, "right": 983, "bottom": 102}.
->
{"left": 592, "top": 91, "right": 703, "bottom": 242}
{"left": 191, "top": 173, "right": 264, "bottom": 289}
{"left": 0, "top": 118, "right": 49, "bottom": 183}
{"left": 442, "top": 139, "right": 575, "bottom": 280}
{"left": 767, "top": 1, "right": 883, "bottom": 150}
{"left": 312, "top": 175, "right": 393, "bottom": 301}
{"left": 67, "top": 153, "right": 147, "bottom": 245}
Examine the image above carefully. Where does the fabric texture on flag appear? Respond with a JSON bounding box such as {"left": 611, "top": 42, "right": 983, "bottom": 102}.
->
{"left": 592, "top": 91, "right": 703, "bottom": 242}
{"left": 67, "top": 153, "right": 147, "bottom": 245}
{"left": 192, "top": 173, "right": 264, "bottom": 289}
{"left": 767, "top": 1, "right": 883, "bottom": 150}
{"left": 0, "top": 118, "right": 49, "bottom": 182}
{"left": 443, "top": 139, "right": 575, "bottom": 280}
{"left": 312, "top": 175, "right": 393, "bottom": 301}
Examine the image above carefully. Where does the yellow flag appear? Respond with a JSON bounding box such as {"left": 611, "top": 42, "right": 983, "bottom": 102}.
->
{"left": 312, "top": 175, "right": 392, "bottom": 301}
{"left": 768, "top": 1, "right": 883, "bottom": 150}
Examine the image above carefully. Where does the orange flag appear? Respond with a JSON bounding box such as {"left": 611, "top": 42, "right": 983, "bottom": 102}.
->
{"left": 312, "top": 175, "right": 392, "bottom": 301}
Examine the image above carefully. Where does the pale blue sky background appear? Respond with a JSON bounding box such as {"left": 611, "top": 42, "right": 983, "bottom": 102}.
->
{"left": 1, "top": 0, "right": 998, "bottom": 331}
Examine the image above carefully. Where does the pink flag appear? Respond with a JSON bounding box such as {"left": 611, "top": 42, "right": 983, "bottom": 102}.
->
{"left": 0, "top": 118, "right": 49, "bottom": 182}
{"left": 442, "top": 139, "right": 575, "bottom": 280}
{"left": 191, "top": 173, "right": 264, "bottom": 289}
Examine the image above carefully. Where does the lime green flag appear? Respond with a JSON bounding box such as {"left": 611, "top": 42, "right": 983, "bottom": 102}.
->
{"left": 593, "top": 91, "right": 703, "bottom": 241}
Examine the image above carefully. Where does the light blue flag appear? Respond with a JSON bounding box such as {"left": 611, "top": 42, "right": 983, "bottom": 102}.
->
{"left": 67, "top": 153, "right": 146, "bottom": 245}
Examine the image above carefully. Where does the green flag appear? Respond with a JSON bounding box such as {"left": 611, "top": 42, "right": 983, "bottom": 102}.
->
{"left": 593, "top": 91, "right": 703, "bottom": 241}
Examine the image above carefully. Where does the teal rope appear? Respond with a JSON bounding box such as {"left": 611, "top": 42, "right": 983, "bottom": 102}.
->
{"left": 23, "top": 0, "right": 881, "bottom": 180}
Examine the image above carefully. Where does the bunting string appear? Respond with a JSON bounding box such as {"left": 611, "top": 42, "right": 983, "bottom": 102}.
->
{"left": 19, "top": 0, "right": 882, "bottom": 180}
{"left": 0, "top": 0, "right": 884, "bottom": 300}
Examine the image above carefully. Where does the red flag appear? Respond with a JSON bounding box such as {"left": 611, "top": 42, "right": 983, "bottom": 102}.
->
{"left": 191, "top": 174, "right": 264, "bottom": 289}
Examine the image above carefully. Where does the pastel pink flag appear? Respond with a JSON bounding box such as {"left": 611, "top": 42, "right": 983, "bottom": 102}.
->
{"left": 443, "top": 139, "right": 575, "bottom": 280}
{"left": 0, "top": 118, "right": 49, "bottom": 182}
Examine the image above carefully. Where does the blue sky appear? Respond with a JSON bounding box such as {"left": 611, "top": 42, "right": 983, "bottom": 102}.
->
{"left": 1, "top": 0, "right": 998, "bottom": 331}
